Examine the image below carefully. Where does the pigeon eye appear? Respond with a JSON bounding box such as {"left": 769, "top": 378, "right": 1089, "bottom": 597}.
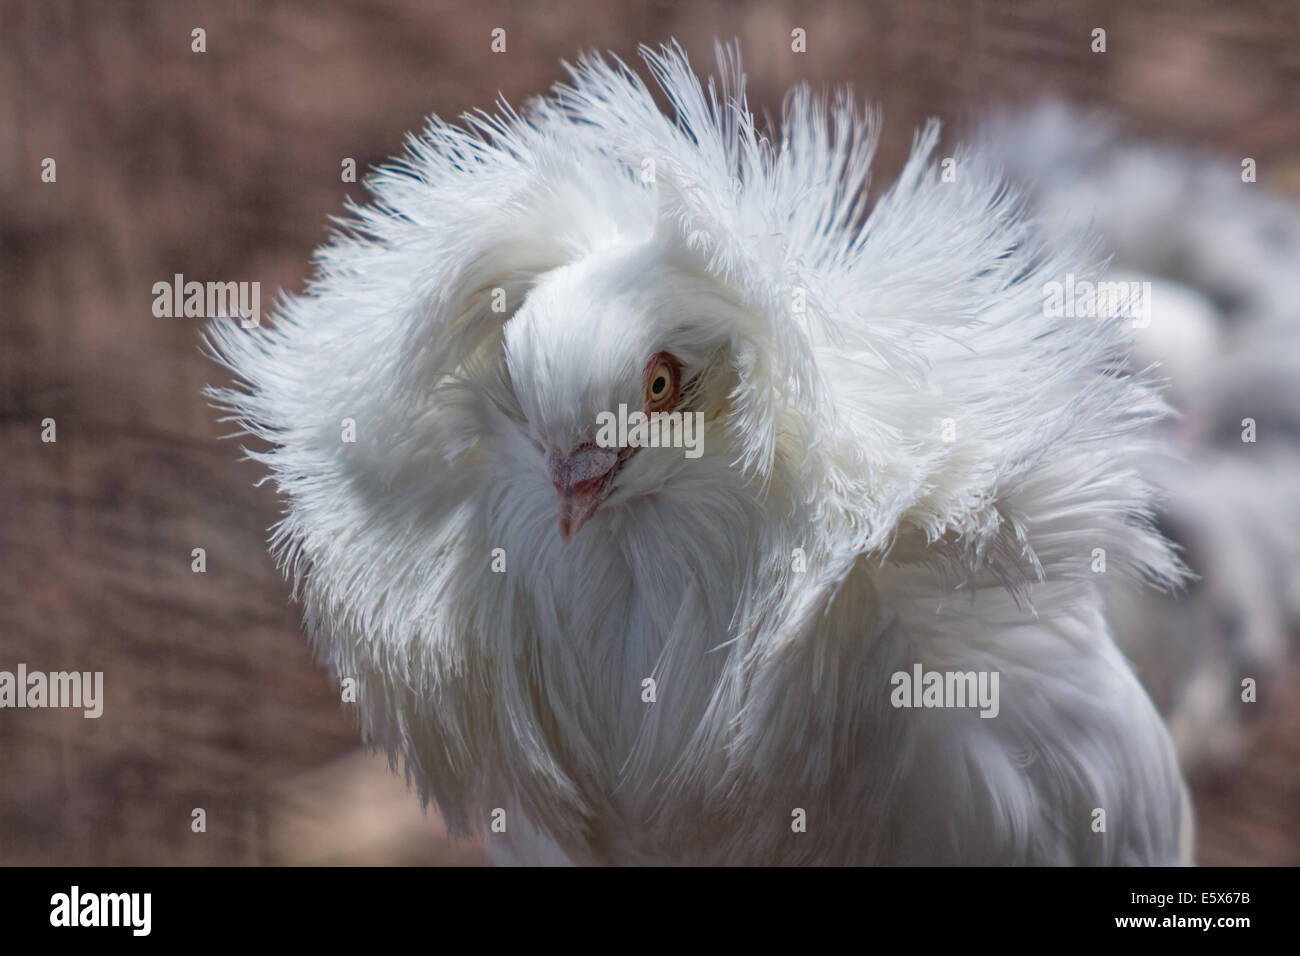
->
{"left": 644, "top": 353, "right": 680, "bottom": 412}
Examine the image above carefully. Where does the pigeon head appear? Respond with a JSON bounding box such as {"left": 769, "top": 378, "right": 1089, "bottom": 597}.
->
{"left": 502, "top": 239, "right": 739, "bottom": 539}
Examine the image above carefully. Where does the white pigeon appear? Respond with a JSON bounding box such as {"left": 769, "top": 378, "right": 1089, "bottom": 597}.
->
{"left": 207, "top": 43, "right": 1192, "bottom": 865}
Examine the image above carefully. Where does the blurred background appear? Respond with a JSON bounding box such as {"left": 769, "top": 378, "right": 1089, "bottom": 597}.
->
{"left": 2, "top": 0, "right": 1298, "bottom": 865}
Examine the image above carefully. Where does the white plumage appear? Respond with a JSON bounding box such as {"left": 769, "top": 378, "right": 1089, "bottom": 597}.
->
{"left": 208, "top": 44, "right": 1190, "bottom": 865}
{"left": 985, "top": 103, "right": 1300, "bottom": 772}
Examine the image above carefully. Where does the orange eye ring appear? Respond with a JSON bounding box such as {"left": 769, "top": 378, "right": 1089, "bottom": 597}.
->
{"left": 644, "top": 352, "right": 680, "bottom": 412}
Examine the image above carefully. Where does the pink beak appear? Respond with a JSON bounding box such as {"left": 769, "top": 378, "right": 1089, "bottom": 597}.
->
{"left": 547, "top": 444, "right": 620, "bottom": 541}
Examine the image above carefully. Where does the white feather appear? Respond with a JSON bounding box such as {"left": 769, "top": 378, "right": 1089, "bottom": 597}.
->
{"left": 208, "top": 44, "right": 1189, "bottom": 864}
{"left": 984, "top": 102, "right": 1300, "bottom": 773}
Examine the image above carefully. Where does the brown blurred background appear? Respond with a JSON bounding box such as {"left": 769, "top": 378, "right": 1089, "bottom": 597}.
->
{"left": 2, "top": 0, "right": 1297, "bottom": 865}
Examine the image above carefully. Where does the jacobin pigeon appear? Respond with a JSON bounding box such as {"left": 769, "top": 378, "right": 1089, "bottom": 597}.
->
{"left": 208, "top": 44, "right": 1191, "bottom": 865}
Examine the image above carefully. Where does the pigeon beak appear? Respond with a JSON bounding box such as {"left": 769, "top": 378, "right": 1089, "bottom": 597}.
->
{"left": 547, "top": 444, "right": 620, "bottom": 542}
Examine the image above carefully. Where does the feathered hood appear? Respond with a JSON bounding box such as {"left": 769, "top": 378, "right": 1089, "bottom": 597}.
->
{"left": 210, "top": 40, "right": 1176, "bottom": 581}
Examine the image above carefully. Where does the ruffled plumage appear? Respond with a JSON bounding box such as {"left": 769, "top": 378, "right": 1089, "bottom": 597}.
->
{"left": 207, "top": 43, "right": 1189, "bottom": 864}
